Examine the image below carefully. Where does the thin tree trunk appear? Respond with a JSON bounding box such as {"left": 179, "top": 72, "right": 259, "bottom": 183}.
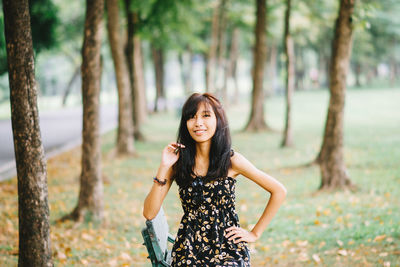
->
{"left": 230, "top": 29, "right": 240, "bottom": 104}
{"left": 152, "top": 45, "right": 165, "bottom": 112}
{"left": 216, "top": 0, "right": 228, "bottom": 95}
{"left": 324, "top": 54, "right": 331, "bottom": 88}
{"left": 245, "top": 0, "right": 269, "bottom": 132}
{"left": 179, "top": 50, "right": 193, "bottom": 95}
{"left": 106, "top": 0, "right": 135, "bottom": 155}
{"left": 62, "top": 65, "right": 80, "bottom": 106}
{"left": 3, "top": 0, "right": 53, "bottom": 265}
{"left": 354, "top": 62, "right": 361, "bottom": 87}
{"left": 319, "top": 0, "right": 355, "bottom": 190}
{"left": 203, "top": 52, "right": 209, "bottom": 92}
{"left": 267, "top": 44, "right": 278, "bottom": 92}
{"left": 206, "top": 1, "right": 221, "bottom": 93}
{"left": 133, "top": 32, "right": 147, "bottom": 133}
{"left": 223, "top": 28, "right": 239, "bottom": 105}
{"left": 390, "top": 58, "right": 397, "bottom": 86}
{"left": 281, "top": 0, "right": 295, "bottom": 147}
{"left": 124, "top": 2, "right": 146, "bottom": 141}
{"left": 65, "top": 0, "right": 105, "bottom": 222}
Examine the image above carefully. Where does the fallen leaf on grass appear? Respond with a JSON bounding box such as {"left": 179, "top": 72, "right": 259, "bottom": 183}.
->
{"left": 81, "top": 233, "right": 94, "bottom": 241}
{"left": 108, "top": 258, "right": 118, "bottom": 266}
{"left": 298, "top": 252, "right": 309, "bottom": 262}
{"left": 338, "top": 249, "right": 348, "bottom": 256}
{"left": 374, "top": 235, "right": 386, "bottom": 242}
{"left": 296, "top": 240, "right": 308, "bottom": 247}
{"left": 119, "top": 252, "right": 132, "bottom": 261}
{"left": 312, "top": 254, "right": 321, "bottom": 263}
{"left": 57, "top": 251, "right": 67, "bottom": 260}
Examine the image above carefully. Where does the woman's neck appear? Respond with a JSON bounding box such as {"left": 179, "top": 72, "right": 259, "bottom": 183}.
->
{"left": 194, "top": 141, "right": 211, "bottom": 176}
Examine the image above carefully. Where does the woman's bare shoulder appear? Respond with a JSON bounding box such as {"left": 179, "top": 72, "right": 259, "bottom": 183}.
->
{"left": 228, "top": 150, "right": 249, "bottom": 178}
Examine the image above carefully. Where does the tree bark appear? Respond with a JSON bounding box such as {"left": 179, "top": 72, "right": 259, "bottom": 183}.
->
{"left": 67, "top": 0, "right": 105, "bottom": 222}
{"left": 62, "top": 65, "right": 80, "bottom": 107}
{"left": 179, "top": 50, "right": 193, "bottom": 95}
{"left": 281, "top": 0, "right": 295, "bottom": 147}
{"left": 245, "top": 0, "right": 269, "bottom": 131}
{"left": 216, "top": 0, "right": 228, "bottom": 95}
{"left": 124, "top": 2, "right": 147, "bottom": 141}
{"left": 267, "top": 44, "right": 278, "bottom": 92}
{"left": 3, "top": 0, "right": 53, "bottom": 265}
{"left": 223, "top": 28, "right": 239, "bottom": 106}
{"left": 390, "top": 58, "right": 397, "bottom": 86}
{"left": 206, "top": 1, "right": 221, "bottom": 93}
{"left": 230, "top": 29, "right": 240, "bottom": 104}
{"left": 152, "top": 45, "right": 165, "bottom": 112}
{"left": 106, "top": 0, "right": 135, "bottom": 155}
{"left": 318, "top": 0, "right": 355, "bottom": 190}
{"left": 354, "top": 62, "right": 361, "bottom": 87}
{"left": 133, "top": 33, "right": 147, "bottom": 131}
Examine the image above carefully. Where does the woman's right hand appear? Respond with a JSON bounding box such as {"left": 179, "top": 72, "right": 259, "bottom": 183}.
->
{"left": 160, "top": 143, "right": 185, "bottom": 168}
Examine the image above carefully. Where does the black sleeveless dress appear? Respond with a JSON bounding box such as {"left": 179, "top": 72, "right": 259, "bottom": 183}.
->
{"left": 171, "top": 176, "right": 250, "bottom": 266}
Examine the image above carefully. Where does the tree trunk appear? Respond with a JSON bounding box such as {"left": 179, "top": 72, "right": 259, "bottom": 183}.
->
{"left": 267, "top": 44, "right": 278, "bottom": 92}
{"left": 295, "top": 48, "right": 305, "bottom": 91}
{"left": 152, "top": 45, "right": 165, "bottom": 112}
{"left": 124, "top": 2, "right": 147, "bottom": 141}
{"left": 3, "top": 0, "right": 53, "bottom": 265}
{"left": 390, "top": 58, "right": 397, "bottom": 86}
{"left": 206, "top": 1, "right": 221, "bottom": 93}
{"left": 230, "top": 29, "right": 240, "bottom": 104}
{"left": 223, "top": 27, "right": 239, "bottom": 106}
{"left": 319, "top": 0, "right": 355, "bottom": 190}
{"left": 106, "top": 0, "right": 135, "bottom": 155}
{"left": 281, "top": 0, "right": 295, "bottom": 147}
{"left": 354, "top": 62, "right": 361, "bottom": 87}
{"left": 179, "top": 50, "right": 193, "bottom": 95}
{"left": 324, "top": 54, "right": 331, "bottom": 88}
{"left": 216, "top": 0, "right": 228, "bottom": 95}
{"left": 62, "top": 65, "right": 80, "bottom": 107}
{"left": 133, "top": 32, "right": 147, "bottom": 137}
{"left": 67, "top": 0, "right": 105, "bottom": 222}
{"left": 204, "top": 52, "right": 210, "bottom": 92}
{"left": 245, "top": 0, "right": 269, "bottom": 132}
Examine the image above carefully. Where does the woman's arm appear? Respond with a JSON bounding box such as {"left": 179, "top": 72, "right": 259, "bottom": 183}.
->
{"left": 142, "top": 143, "right": 184, "bottom": 220}
{"left": 225, "top": 152, "right": 287, "bottom": 243}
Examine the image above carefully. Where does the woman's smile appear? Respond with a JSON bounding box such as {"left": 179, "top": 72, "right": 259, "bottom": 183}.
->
{"left": 194, "top": 129, "right": 207, "bottom": 135}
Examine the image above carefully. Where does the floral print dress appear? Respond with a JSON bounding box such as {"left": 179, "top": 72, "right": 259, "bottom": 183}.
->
{"left": 171, "top": 176, "right": 250, "bottom": 266}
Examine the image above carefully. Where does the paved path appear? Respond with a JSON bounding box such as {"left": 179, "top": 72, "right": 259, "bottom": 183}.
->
{"left": 0, "top": 105, "right": 117, "bottom": 181}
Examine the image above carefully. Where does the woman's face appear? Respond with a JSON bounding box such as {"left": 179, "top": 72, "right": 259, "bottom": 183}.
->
{"left": 186, "top": 102, "right": 217, "bottom": 144}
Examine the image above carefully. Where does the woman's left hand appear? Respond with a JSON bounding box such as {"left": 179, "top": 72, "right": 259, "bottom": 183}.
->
{"left": 225, "top": 226, "right": 258, "bottom": 243}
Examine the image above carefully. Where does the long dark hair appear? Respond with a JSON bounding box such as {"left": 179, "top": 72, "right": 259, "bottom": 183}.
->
{"left": 172, "top": 93, "right": 232, "bottom": 187}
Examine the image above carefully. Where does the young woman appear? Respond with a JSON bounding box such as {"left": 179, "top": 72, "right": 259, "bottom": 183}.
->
{"left": 143, "top": 93, "right": 286, "bottom": 266}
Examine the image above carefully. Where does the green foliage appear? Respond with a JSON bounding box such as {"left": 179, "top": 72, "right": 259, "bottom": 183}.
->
{"left": 0, "top": 10, "right": 7, "bottom": 75}
{"left": 29, "top": 0, "right": 60, "bottom": 53}
{"left": 135, "top": 0, "right": 208, "bottom": 53}
{"left": 0, "top": 0, "right": 60, "bottom": 76}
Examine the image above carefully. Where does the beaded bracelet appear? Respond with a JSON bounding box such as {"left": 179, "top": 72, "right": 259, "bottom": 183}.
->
{"left": 153, "top": 176, "right": 167, "bottom": 186}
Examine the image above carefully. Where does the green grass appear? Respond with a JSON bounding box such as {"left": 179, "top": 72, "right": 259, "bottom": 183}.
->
{"left": 0, "top": 87, "right": 399, "bottom": 266}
